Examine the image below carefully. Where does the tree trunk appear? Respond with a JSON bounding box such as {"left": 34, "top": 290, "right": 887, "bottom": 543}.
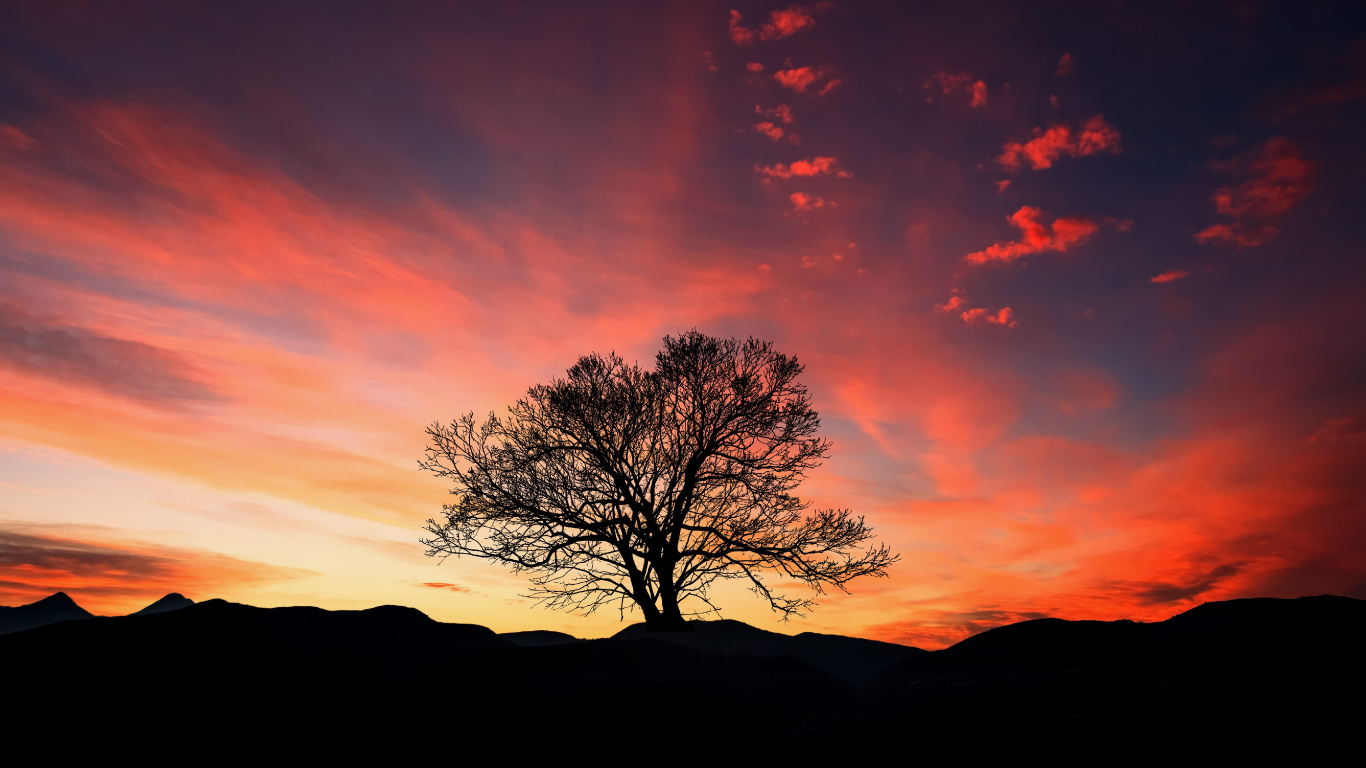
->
{"left": 645, "top": 563, "right": 691, "bottom": 631}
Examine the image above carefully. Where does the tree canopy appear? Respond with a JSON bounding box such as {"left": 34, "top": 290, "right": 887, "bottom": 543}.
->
{"left": 419, "top": 331, "right": 897, "bottom": 630}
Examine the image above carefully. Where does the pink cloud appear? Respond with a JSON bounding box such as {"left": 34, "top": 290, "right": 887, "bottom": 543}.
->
{"left": 1151, "top": 269, "right": 1189, "bottom": 284}
{"left": 789, "top": 192, "right": 829, "bottom": 211}
{"left": 0, "top": 124, "right": 36, "bottom": 151}
{"left": 963, "top": 206, "right": 1099, "bottom": 264}
{"left": 701, "top": 50, "right": 719, "bottom": 73}
{"left": 1196, "top": 137, "right": 1311, "bottom": 248}
{"left": 998, "top": 115, "right": 1122, "bottom": 172}
{"left": 924, "top": 71, "right": 988, "bottom": 108}
{"left": 757, "top": 156, "right": 851, "bottom": 179}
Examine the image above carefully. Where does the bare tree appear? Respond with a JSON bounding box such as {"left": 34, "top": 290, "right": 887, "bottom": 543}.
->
{"left": 419, "top": 331, "right": 897, "bottom": 630}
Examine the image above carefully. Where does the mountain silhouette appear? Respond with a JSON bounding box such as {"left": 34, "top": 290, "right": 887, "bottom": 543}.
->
{"left": 0, "top": 591, "right": 94, "bottom": 635}
{"left": 129, "top": 592, "right": 194, "bottom": 616}
{"left": 3, "top": 593, "right": 1361, "bottom": 756}
{"left": 612, "top": 617, "right": 925, "bottom": 683}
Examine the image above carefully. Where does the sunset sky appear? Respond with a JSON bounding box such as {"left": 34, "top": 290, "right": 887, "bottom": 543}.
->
{"left": 2, "top": 1, "right": 1364, "bottom": 648}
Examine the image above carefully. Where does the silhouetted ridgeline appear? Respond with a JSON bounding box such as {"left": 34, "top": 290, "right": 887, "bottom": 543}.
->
{"left": 2, "top": 594, "right": 1361, "bottom": 756}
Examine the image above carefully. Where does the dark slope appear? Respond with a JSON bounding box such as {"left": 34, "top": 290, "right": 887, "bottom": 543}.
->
{"left": 0, "top": 591, "right": 94, "bottom": 635}
{"left": 129, "top": 592, "right": 194, "bottom": 616}
{"left": 612, "top": 618, "right": 925, "bottom": 683}
{"left": 856, "top": 594, "right": 1366, "bottom": 747}
{"left": 500, "top": 629, "right": 583, "bottom": 646}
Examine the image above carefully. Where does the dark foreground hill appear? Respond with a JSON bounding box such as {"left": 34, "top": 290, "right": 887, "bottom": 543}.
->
{"left": 612, "top": 617, "right": 924, "bottom": 683}
{"left": 2, "top": 594, "right": 1362, "bottom": 756}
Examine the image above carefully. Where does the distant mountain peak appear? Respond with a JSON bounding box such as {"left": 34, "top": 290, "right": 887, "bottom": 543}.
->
{"left": 130, "top": 593, "right": 195, "bottom": 617}
{"left": 0, "top": 591, "right": 95, "bottom": 636}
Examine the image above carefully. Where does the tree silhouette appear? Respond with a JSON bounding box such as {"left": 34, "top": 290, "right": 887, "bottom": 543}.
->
{"left": 419, "top": 331, "right": 897, "bottom": 630}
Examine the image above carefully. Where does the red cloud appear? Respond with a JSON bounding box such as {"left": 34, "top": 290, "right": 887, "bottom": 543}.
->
{"left": 924, "top": 71, "right": 988, "bottom": 108}
{"left": 774, "top": 66, "right": 819, "bottom": 91}
{"left": 817, "top": 78, "right": 844, "bottom": 96}
{"left": 753, "top": 121, "right": 785, "bottom": 141}
{"left": 1056, "top": 52, "right": 1074, "bottom": 76}
{"left": 789, "top": 192, "right": 828, "bottom": 211}
{"left": 963, "top": 206, "right": 1099, "bottom": 264}
{"left": 756, "top": 103, "right": 794, "bottom": 123}
{"left": 1195, "top": 137, "right": 1311, "bottom": 248}
{"left": 961, "top": 307, "right": 1018, "bottom": 328}
{"left": 998, "top": 115, "right": 1122, "bottom": 172}
{"left": 933, "top": 293, "right": 968, "bottom": 313}
{"left": 746, "top": 61, "right": 764, "bottom": 73}
{"left": 757, "top": 156, "right": 851, "bottom": 179}
{"left": 729, "top": 4, "right": 831, "bottom": 46}
{"left": 1151, "top": 269, "right": 1189, "bottom": 284}
{"left": 728, "top": 10, "right": 754, "bottom": 45}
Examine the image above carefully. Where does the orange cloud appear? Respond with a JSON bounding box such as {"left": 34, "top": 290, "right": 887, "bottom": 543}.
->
{"left": 729, "top": 4, "right": 830, "bottom": 46}
{"left": 789, "top": 192, "right": 828, "bottom": 211}
{"left": 757, "top": 156, "right": 851, "bottom": 179}
{"left": 1196, "top": 137, "right": 1311, "bottom": 248}
{"left": 924, "top": 71, "right": 988, "bottom": 108}
{"left": 998, "top": 115, "right": 1122, "bottom": 172}
{"left": 753, "top": 121, "right": 785, "bottom": 141}
{"left": 418, "top": 582, "right": 471, "bottom": 592}
{"left": 1151, "top": 269, "right": 1189, "bottom": 284}
{"left": 963, "top": 206, "right": 1099, "bottom": 264}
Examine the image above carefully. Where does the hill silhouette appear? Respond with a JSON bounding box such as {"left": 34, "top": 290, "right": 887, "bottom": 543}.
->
{"left": 129, "top": 592, "right": 194, "bottom": 616}
{"left": 2, "top": 593, "right": 1361, "bottom": 756}
{"left": 499, "top": 629, "right": 583, "bottom": 646}
{"left": 612, "top": 617, "right": 925, "bottom": 683}
{"left": 0, "top": 591, "right": 93, "bottom": 635}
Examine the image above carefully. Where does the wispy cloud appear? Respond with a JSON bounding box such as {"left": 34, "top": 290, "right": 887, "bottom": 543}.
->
{"left": 1196, "top": 137, "right": 1311, "bottom": 247}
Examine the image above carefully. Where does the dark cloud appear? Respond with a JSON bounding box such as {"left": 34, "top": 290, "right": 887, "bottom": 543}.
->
{"left": 0, "top": 525, "right": 311, "bottom": 611}
{"left": 1132, "top": 563, "right": 1243, "bottom": 605}
{"left": 0, "top": 302, "right": 221, "bottom": 405}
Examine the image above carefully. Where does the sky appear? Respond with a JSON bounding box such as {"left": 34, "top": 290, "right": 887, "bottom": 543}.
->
{"left": 1, "top": 1, "right": 1364, "bottom": 648}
